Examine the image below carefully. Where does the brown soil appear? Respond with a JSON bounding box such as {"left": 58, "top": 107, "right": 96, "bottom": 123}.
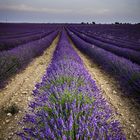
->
{"left": 0, "top": 36, "right": 59, "bottom": 140}
{"left": 70, "top": 39, "right": 140, "bottom": 140}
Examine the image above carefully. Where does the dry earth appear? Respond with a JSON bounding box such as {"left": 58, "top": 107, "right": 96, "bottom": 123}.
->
{"left": 70, "top": 39, "right": 140, "bottom": 140}
{"left": 0, "top": 36, "right": 59, "bottom": 140}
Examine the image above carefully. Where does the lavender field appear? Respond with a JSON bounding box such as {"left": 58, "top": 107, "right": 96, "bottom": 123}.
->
{"left": 0, "top": 23, "right": 140, "bottom": 140}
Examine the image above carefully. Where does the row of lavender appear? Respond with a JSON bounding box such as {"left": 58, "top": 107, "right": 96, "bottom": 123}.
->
{"left": 69, "top": 28, "right": 140, "bottom": 65}
{"left": 0, "top": 23, "right": 61, "bottom": 51}
{"left": 70, "top": 24, "right": 140, "bottom": 47}
{"left": 0, "top": 31, "right": 58, "bottom": 88}
{"left": 74, "top": 26, "right": 140, "bottom": 52}
{"left": 18, "top": 31, "right": 125, "bottom": 139}
{"left": 79, "top": 30, "right": 140, "bottom": 51}
{"left": 0, "top": 30, "right": 56, "bottom": 51}
{"left": 0, "top": 31, "right": 42, "bottom": 39}
{"left": 0, "top": 23, "right": 59, "bottom": 36}
{"left": 67, "top": 30, "right": 140, "bottom": 101}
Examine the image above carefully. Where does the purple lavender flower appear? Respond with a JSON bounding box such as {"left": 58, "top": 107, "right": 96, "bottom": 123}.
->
{"left": 0, "top": 31, "right": 58, "bottom": 87}
{"left": 18, "top": 31, "right": 126, "bottom": 140}
{"left": 67, "top": 29, "right": 140, "bottom": 96}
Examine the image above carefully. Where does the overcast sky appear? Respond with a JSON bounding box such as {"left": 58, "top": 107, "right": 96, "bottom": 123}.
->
{"left": 0, "top": 0, "right": 139, "bottom": 23}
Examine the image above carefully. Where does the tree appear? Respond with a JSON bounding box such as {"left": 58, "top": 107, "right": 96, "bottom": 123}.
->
{"left": 115, "top": 22, "right": 119, "bottom": 24}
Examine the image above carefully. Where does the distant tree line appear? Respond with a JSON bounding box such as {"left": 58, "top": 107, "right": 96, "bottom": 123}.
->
{"left": 81, "top": 22, "right": 140, "bottom": 25}
{"left": 81, "top": 22, "right": 96, "bottom": 24}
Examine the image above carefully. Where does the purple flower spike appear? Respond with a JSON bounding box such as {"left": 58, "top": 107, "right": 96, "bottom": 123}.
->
{"left": 18, "top": 30, "right": 126, "bottom": 140}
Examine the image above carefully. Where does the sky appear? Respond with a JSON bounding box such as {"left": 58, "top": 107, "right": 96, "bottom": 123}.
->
{"left": 0, "top": 0, "right": 140, "bottom": 23}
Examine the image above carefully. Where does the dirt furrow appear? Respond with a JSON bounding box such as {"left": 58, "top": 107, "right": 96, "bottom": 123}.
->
{"left": 70, "top": 39, "right": 140, "bottom": 140}
{"left": 0, "top": 36, "right": 59, "bottom": 140}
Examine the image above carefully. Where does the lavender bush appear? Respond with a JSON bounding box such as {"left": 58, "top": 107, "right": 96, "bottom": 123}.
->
{"left": 67, "top": 30, "right": 140, "bottom": 99}
{"left": 75, "top": 28, "right": 140, "bottom": 51}
{"left": 69, "top": 24, "right": 140, "bottom": 48}
{"left": 18, "top": 31, "right": 125, "bottom": 140}
{"left": 0, "top": 31, "right": 42, "bottom": 40}
{"left": 0, "top": 31, "right": 58, "bottom": 87}
{"left": 69, "top": 29, "right": 140, "bottom": 65}
{"left": 0, "top": 30, "right": 56, "bottom": 51}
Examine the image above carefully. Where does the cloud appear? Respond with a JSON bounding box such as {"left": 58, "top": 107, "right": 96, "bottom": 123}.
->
{"left": 75, "top": 8, "right": 110, "bottom": 16}
{"left": 0, "top": 3, "right": 111, "bottom": 16}
{"left": 97, "top": 8, "right": 110, "bottom": 14}
{"left": 0, "top": 4, "right": 73, "bottom": 14}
